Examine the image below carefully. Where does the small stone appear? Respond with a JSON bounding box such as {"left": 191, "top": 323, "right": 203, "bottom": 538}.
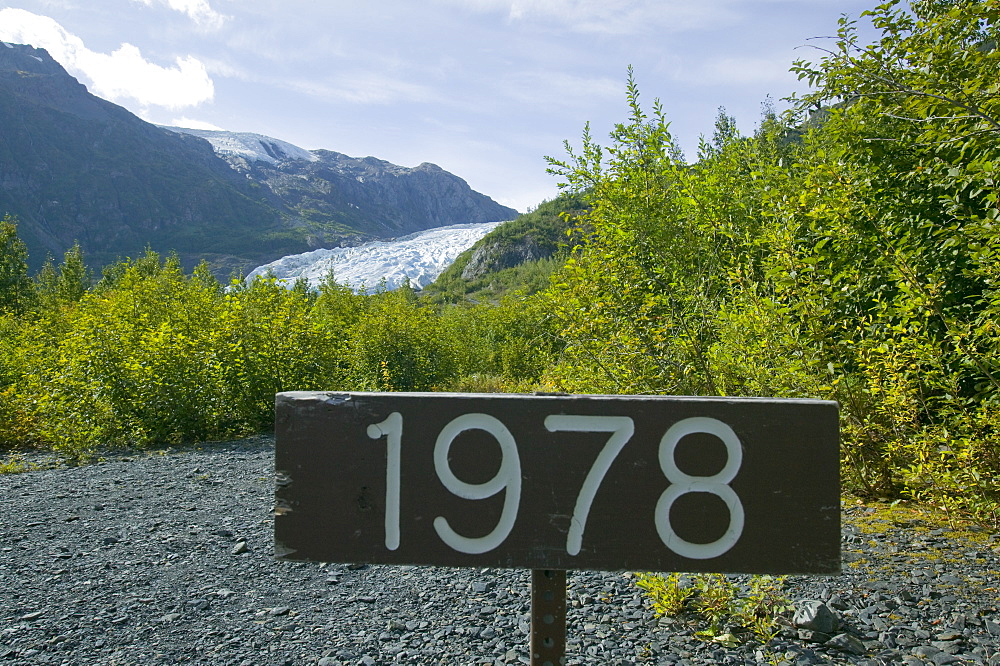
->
{"left": 159, "top": 613, "right": 181, "bottom": 622}
{"left": 387, "top": 620, "right": 406, "bottom": 632}
{"left": 986, "top": 620, "right": 1000, "bottom": 637}
{"left": 914, "top": 646, "right": 943, "bottom": 659}
{"left": 231, "top": 541, "right": 249, "bottom": 555}
{"left": 19, "top": 611, "right": 43, "bottom": 621}
{"left": 317, "top": 658, "right": 338, "bottom": 666}
{"left": 269, "top": 607, "right": 290, "bottom": 616}
{"left": 827, "top": 593, "right": 849, "bottom": 610}
{"left": 793, "top": 600, "right": 838, "bottom": 634}
{"left": 826, "top": 633, "right": 866, "bottom": 655}
{"left": 932, "top": 641, "right": 962, "bottom": 654}
{"left": 798, "top": 629, "right": 832, "bottom": 643}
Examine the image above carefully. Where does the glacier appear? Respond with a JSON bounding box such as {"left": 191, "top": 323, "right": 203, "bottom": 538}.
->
{"left": 163, "top": 127, "right": 319, "bottom": 165}
{"left": 246, "top": 221, "right": 504, "bottom": 291}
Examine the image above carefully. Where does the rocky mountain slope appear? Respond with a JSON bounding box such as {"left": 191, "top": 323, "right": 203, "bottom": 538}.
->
{"left": 169, "top": 128, "right": 516, "bottom": 241}
{"left": 0, "top": 42, "right": 516, "bottom": 276}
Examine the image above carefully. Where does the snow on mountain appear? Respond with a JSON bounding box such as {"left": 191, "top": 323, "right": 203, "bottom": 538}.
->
{"left": 247, "top": 221, "right": 504, "bottom": 291}
{"left": 163, "top": 127, "right": 319, "bottom": 165}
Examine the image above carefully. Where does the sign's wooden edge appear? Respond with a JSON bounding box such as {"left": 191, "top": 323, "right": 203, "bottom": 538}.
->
{"left": 275, "top": 390, "right": 840, "bottom": 407}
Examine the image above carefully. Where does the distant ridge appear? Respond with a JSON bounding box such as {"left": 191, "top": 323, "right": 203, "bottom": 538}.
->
{"left": 162, "top": 126, "right": 517, "bottom": 239}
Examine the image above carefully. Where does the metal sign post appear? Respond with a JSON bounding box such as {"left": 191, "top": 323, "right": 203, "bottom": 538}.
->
{"left": 530, "top": 569, "right": 566, "bottom": 666}
{"left": 273, "top": 391, "right": 840, "bottom": 663}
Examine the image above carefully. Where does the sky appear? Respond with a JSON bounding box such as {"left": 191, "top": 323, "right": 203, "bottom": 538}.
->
{"left": 0, "top": 0, "right": 879, "bottom": 213}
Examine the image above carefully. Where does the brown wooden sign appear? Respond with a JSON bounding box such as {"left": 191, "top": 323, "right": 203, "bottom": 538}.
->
{"left": 274, "top": 392, "right": 840, "bottom": 574}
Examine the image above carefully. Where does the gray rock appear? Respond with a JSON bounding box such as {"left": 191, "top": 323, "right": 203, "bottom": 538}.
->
{"left": 798, "top": 629, "right": 833, "bottom": 643}
{"left": 826, "top": 633, "right": 866, "bottom": 655}
{"left": 915, "top": 645, "right": 943, "bottom": 659}
{"left": 793, "top": 600, "right": 839, "bottom": 634}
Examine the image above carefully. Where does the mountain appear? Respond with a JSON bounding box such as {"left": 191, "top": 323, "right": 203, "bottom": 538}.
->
{"left": 167, "top": 127, "right": 516, "bottom": 240}
{"left": 0, "top": 42, "right": 517, "bottom": 276}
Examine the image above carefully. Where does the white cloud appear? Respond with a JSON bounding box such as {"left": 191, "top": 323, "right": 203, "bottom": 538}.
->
{"left": 287, "top": 73, "right": 439, "bottom": 106}
{"left": 131, "top": 0, "right": 227, "bottom": 29}
{"left": 680, "top": 55, "right": 800, "bottom": 87}
{"left": 0, "top": 8, "right": 214, "bottom": 110}
{"left": 435, "top": 0, "right": 738, "bottom": 34}
{"left": 500, "top": 70, "right": 621, "bottom": 109}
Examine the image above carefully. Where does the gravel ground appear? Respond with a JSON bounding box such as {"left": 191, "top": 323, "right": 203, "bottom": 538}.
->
{"left": 2, "top": 436, "right": 999, "bottom": 666}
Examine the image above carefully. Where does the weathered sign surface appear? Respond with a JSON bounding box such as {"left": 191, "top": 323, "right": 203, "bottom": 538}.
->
{"left": 274, "top": 392, "right": 840, "bottom": 574}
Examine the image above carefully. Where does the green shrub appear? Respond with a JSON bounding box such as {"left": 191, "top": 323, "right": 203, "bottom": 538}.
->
{"left": 636, "top": 573, "right": 791, "bottom": 645}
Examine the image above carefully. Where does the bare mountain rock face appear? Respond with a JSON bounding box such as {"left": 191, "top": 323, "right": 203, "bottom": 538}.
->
{"left": 0, "top": 42, "right": 517, "bottom": 276}
{"left": 460, "top": 234, "right": 549, "bottom": 280}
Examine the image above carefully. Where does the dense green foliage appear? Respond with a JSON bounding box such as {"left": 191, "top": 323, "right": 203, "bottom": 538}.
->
{"left": 2, "top": 0, "right": 997, "bottom": 529}
{"left": 542, "top": 0, "right": 1000, "bottom": 524}
{"left": 0, "top": 247, "right": 555, "bottom": 457}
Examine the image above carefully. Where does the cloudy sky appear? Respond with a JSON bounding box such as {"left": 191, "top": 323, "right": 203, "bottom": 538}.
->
{"left": 0, "top": 0, "right": 877, "bottom": 212}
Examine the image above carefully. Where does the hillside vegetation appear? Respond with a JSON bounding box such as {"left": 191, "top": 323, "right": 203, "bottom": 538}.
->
{"left": 2, "top": 0, "right": 998, "bottom": 527}
{"left": 422, "top": 192, "right": 586, "bottom": 303}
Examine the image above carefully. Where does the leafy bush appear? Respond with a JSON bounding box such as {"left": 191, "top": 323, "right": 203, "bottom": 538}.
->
{"left": 636, "top": 573, "right": 792, "bottom": 645}
{"left": 346, "top": 288, "right": 459, "bottom": 391}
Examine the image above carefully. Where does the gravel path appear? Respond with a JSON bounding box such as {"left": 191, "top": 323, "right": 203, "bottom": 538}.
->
{"left": 2, "top": 436, "right": 999, "bottom": 665}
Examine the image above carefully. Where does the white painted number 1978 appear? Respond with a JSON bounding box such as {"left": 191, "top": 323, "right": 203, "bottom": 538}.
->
{"left": 366, "top": 413, "right": 744, "bottom": 559}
